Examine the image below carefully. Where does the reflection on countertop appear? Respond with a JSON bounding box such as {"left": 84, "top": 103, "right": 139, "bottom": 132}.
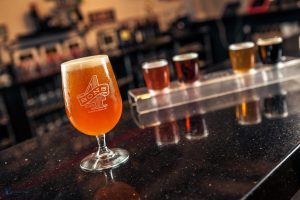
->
{"left": 131, "top": 81, "right": 295, "bottom": 129}
{"left": 93, "top": 170, "right": 140, "bottom": 200}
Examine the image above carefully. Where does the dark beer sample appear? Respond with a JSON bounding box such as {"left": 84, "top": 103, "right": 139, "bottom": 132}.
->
{"left": 173, "top": 53, "right": 200, "bottom": 84}
{"left": 257, "top": 37, "right": 283, "bottom": 64}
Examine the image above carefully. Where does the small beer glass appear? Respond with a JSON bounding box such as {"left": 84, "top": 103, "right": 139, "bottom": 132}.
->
{"left": 257, "top": 36, "right": 283, "bottom": 65}
{"left": 142, "top": 59, "right": 170, "bottom": 94}
{"left": 172, "top": 52, "right": 200, "bottom": 84}
{"left": 229, "top": 42, "right": 256, "bottom": 73}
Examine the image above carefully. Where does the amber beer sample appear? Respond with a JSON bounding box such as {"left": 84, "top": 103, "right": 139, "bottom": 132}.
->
{"left": 62, "top": 59, "right": 122, "bottom": 136}
{"left": 172, "top": 52, "right": 200, "bottom": 84}
{"left": 229, "top": 42, "right": 256, "bottom": 73}
{"left": 61, "top": 55, "right": 129, "bottom": 172}
{"left": 236, "top": 99, "right": 261, "bottom": 125}
{"left": 257, "top": 36, "right": 283, "bottom": 64}
{"left": 142, "top": 59, "right": 170, "bottom": 94}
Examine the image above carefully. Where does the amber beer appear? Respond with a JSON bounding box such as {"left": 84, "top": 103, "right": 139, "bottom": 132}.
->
{"left": 257, "top": 36, "right": 283, "bottom": 64}
{"left": 142, "top": 59, "right": 170, "bottom": 94}
{"left": 235, "top": 99, "right": 261, "bottom": 125}
{"left": 172, "top": 52, "right": 200, "bottom": 84}
{"left": 62, "top": 56, "right": 122, "bottom": 136}
{"left": 229, "top": 42, "right": 256, "bottom": 73}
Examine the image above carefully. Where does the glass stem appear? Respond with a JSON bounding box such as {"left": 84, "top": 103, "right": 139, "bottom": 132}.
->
{"left": 96, "top": 134, "right": 110, "bottom": 157}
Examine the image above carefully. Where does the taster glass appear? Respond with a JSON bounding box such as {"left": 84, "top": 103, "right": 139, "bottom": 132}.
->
{"left": 61, "top": 55, "right": 129, "bottom": 172}
{"left": 172, "top": 52, "right": 200, "bottom": 84}
{"left": 257, "top": 36, "right": 283, "bottom": 65}
{"left": 229, "top": 42, "right": 256, "bottom": 73}
{"left": 142, "top": 59, "right": 170, "bottom": 95}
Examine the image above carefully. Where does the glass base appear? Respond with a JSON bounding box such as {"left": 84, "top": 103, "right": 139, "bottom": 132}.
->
{"left": 80, "top": 148, "right": 129, "bottom": 172}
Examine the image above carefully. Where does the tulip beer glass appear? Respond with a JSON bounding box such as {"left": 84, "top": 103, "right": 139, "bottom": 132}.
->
{"left": 61, "top": 55, "right": 129, "bottom": 172}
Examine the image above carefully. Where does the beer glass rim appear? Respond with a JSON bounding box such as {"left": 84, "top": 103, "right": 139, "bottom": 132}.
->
{"left": 257, "top": 36, "right": 283, "bottom": 46}
{"left": 229, "top": 42, "right": 254, "bottom": 51}
{"left": 61, "top": 55, "right": 109, "bottom": 70}
{"left": 172, "top": 52, "right": 198, "bottom": 62}
{"left": 142, "top": 59, "right": 168, "bottom": 69}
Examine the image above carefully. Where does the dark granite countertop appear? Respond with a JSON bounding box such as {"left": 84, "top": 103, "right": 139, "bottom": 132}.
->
{"left": 2, "top": 81, "right": 300, "bottom": 200}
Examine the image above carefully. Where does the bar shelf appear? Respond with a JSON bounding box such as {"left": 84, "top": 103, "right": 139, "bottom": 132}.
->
{"left": 128, "top": 58, "right": 300, "bottom": 114}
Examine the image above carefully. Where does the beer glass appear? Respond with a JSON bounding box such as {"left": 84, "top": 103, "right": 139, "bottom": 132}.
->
{"left": 142, "top": 59, "right": 170, "bottom": 94}
{"left": 61, "top": 55, "right": 129, "bottom": 172}
{"left": 235, "top": 99, "right": 261, "bottom": 125}
{"left": 257, "top": 36, "right": 283, "bottom": 64}
{"left": 172, "top": 52, "right": 200, "bottom": 84}
{"left": 229, "top": 42, "right": 256, "bottom": 73}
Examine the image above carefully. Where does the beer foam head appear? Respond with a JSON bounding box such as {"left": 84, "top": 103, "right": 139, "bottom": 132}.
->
{"left": 61, "top": 55, "right": 109, "bottom": 72}
{"left": 172, "top": 52, "right": 198, "bottom": 62}
{"left": 257, "top": 36, "right": 283, "bottom": 46}
{"left": 142, "top": 59, "right": 168, "bottom": 69}
{"left": 229, "top": 42, "right": 254, "bottom": 51}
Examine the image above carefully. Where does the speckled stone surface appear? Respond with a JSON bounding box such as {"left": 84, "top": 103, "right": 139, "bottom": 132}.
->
{"left": 1, "top": 84, "right": 300, "bottom": 200}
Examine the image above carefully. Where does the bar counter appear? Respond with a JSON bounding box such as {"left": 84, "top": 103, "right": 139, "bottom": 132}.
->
{"left": 2, "top": 82, "right": 300, "bottom": 200}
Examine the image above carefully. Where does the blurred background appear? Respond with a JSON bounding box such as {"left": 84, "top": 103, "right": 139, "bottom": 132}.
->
{"left": 0, "top": 0, "right": 299, "bottom": 149}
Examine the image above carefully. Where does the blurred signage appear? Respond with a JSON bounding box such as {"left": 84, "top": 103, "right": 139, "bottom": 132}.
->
{"left": 88, "top": 9, "right": 116, "bottom": 26}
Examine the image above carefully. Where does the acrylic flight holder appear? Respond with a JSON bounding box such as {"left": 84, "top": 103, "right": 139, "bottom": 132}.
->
{"left": 128, "top": 58, "right": 300, "bottom": 114}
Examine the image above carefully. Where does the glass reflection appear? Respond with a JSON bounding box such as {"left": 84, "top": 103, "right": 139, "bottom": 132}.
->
{"left": 180, "top": 114, "right": 208, "bottom": 140}
{"left": 263, "top": 92, "right": 288, "bottom": 119}
{"left": 93, "top": 170, "right": 140, "bottom": 200}
{"left": 154, "top": 121, "right": 180, "bottom": 146}
{"left": 235, "top": 99, "right": 262, "bottom": 125}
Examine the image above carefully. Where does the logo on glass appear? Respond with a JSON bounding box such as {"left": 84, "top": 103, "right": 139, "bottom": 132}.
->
{"left": 77, "top": 75, "right": 109, "bottom": 112}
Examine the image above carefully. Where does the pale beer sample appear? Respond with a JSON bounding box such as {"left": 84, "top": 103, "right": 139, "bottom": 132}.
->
{"left": 229, "top": 42, "right": 256, "bottom": 73}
